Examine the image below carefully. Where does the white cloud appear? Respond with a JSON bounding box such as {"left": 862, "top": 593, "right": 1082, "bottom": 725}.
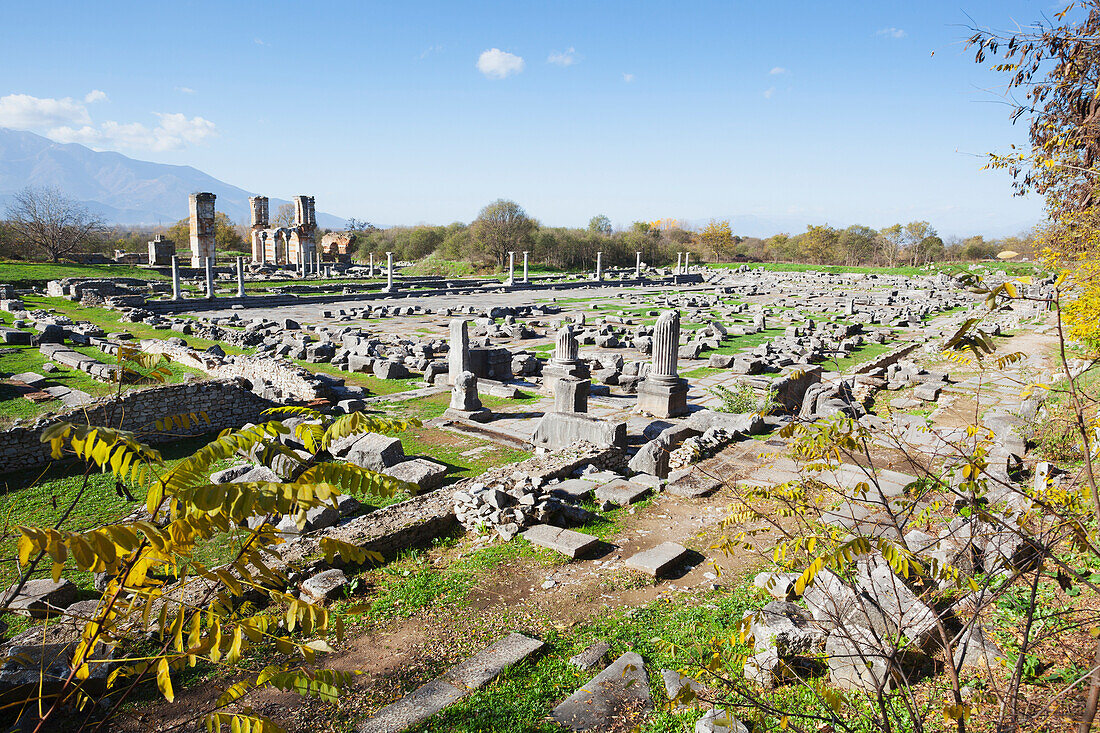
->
{"left": 419, "top": 44, "right": 443, "bottom": 59}
{"left": 548, "top": 47, "right": 577, "bottom": 67}
{"left": 623, "top": 73, "right": 635, "bottom": 83}
{"left": 0, "top": 93, "right": 92, "bottom": 129}
{"left": 0, "top": 92, "right": 216, "bottom": 152}
{"left": 763, "top": 87, "right": 776, "bottom": 99}
{"left": 769, "top": 66, "right": 787, "bottom": 75}
{"left": 477, "top": 48, "right": 525, "bottom": 79}
{"left": 49, "top": 112, "right": 216, "bottom": 152}
{"left": 254, "top": 37, "right": 265, "bottom": 46}
{"left": 176, "top": 86, "right": 196, "bottom": 94}
{"left": 876, "top": 27, "right": 906, "bottom": 39}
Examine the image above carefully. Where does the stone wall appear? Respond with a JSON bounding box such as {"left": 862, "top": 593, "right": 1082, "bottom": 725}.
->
{"left": 0, "top": 378, "right": 270, "bottom": 475}
{"left": 140, "top": 340, "right": 327, "bottom": 402}
{"left": 855, "top": 342, "right": 920, "bottom": 374}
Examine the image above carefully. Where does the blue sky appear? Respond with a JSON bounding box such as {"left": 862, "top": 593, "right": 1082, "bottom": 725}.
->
{"left": 0, "top": 1, "right": 1057, "bottom": 236}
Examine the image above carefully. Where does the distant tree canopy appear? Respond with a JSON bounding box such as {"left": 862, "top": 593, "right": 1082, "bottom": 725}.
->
{"left": 350, "top": 202, "right": 1032, "bottom": 271}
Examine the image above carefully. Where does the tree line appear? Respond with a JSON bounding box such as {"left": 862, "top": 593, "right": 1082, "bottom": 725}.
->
{"left": 0, "top": 187, "right": 1031, "bottom": 269}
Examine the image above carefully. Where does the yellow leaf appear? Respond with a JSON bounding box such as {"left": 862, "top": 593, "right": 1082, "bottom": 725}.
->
{"left": 156, "top": 657, "right": 175, "bottom": 702}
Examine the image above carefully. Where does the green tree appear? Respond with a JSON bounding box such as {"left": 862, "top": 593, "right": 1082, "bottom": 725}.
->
{"left": 587, "top": 214, "right": 612, "bottom": 236}
{"left": 470, "top": 199, "right": 536, "bottom": 266}
{"left": 837, "top": 224, "right": 878, "bottom": 266}
{"left": 696, "top": 219, "right": 735, "bottom": 262}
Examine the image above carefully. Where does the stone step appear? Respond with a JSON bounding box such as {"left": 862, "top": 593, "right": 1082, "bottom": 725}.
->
{"left": 522, "top": 524, "right": 601, "bottom": 559}
{"left": 549, "top": 478, "right": 599, "bottom": 502}
{"left": 551, "top": 651, "right": 652, "bottom": 731}
{"left": 358, "top": 632, "right": 544, "bottom": 733}
{"left": 625, "top": 542, "right": 692, "bottom": 578}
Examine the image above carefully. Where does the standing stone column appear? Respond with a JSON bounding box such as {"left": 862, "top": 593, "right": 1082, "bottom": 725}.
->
{"left": 204, "top": 256, "right": 215, "bottom": 300}
{"left": 635, "top": 252, "right": 642, "bottom": 279}
{"left": 369, "top": 252, "right": 375, "bottom": 277}
{"left": 236, "top": 256, "right": 245, "bottom": 298}
{"left": 448, "top": 318, "right": 471, "bottom": 384}
{"left": 171, "top": 254, "right": 181, "bottom": 300}
{"left": 595, "top": 251, "right": 603, "bottom": 281}
{"left": 676, "top": 252, "right": 682, "bottom": 275}
{"left": 444, "top": 370, "right": 488, "bottom": 421}
{"left": 637, "top": 309, "right": 689, "bottom": 417}
{"left": 382, "top": 252, "right": 395, "bottom": 293}
{"left": 505, "top": 251, "right": 516, "bottom": 286}
{"left": 522, "top": 251, "right": 529, "bottom": 283}
{"left": 684, "top": 252, "right": 690, "bottom": 273}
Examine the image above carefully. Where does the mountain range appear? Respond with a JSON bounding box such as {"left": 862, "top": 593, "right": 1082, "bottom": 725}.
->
{"left": 0, "top": 127, "right": 344, "bottom": 228}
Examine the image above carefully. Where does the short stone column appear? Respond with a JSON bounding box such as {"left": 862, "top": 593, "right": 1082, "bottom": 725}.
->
{"left": 235, "top": 256, "right": 245, "bottom": 298}
{"left": 443, "top": 370, "right": 489, "bottom": 422}
{"left": 522, "top": 251, "right": 529, "bottom": 283}
{"left": 635, "top": 251, "right": 642, "bottom": 279}
{"left": 171, "top": 254, "right": 181, "bottom": 300}
{"left": 541, "top": 323, "right": 589, "bottom": 395}
{"left": 382, "top": 251, "right": 395, "bottom": 293}
{"left": 637, "top": 309, "right": 689, "bottom": 417}
{"left": 595, "top": 251, "right": 603, "bottom": 281}
{"left": 204, "top": 256, "right": 215, "bottom": 300}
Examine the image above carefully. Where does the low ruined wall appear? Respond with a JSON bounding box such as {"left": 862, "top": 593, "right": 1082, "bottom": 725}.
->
{"left": 770, "top": 365, "right": 824, "bottom": 413}
{"left": 0, "top": 378, "right": 271, "bottom": 475}
{"left": 855, "top": 342, "right": 920, "bottom": 375}
{"left": 279, "top": 441, "right": 624, "bottom": 571}
{"left": 140, "top": 340, "right": 326, "bottom": 401}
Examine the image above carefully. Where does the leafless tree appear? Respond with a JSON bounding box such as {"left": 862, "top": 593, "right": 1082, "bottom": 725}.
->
{"left": 6, "top": 186, "right": 106, "bottom": 262}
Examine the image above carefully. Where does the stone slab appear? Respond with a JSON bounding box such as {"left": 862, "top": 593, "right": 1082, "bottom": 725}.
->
{"left": 625, "top": 542, "right": 691, "bottom": 578}
{"left": 594, "top": 479, "right": 650, "bottom": 506}
{"left": 443, "top": 631, "right": 545, "bottom": 691}
{"left": 549, "top": 478, "right": 598, "bottom": 502}
{"left": 569, "top": 640, "right": 611, "bottom": 670}
{"left": 522, "top": 524, "right": 601, "bottom": 559}
{"left": 357, "top": 678, "right": 464, "bottom": 733}
{"left": 666, "top": 469, "right": 722, "bottom": 498}
{"left": 551, "top": 651, "right": 652, "bottom": 731}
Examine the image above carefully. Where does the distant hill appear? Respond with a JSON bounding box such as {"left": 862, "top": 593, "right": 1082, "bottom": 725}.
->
{"left": 0, "top": 127, "right": 344, "bottom": 228}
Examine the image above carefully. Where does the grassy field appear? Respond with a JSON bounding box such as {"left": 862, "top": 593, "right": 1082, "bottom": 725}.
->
{"left": 0, "top": 261, "right": 170, "bottom": 286}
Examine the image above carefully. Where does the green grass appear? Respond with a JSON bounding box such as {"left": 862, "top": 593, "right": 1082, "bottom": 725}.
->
{"left": 0, "top": 261, "right": 169, "bottom": 286}
{"left": 827, "top": 341, "right": 896, "bottom": 373}
{"left": 682, "top": 366, "right": 726, "bottom": 379}
{"left": 19, "top": 296, "right": 250, "bottom": 355}
{"left": 292, "top": 359, "right": 421, "bottom": 396}
{"left": 400, "top": 583, "right": 762, "bottom": 733}
{"left": 706, "top": 328, "right": 787, "bottom": 356}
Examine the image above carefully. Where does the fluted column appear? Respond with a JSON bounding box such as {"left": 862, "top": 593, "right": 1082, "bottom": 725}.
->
{"left": 552, "top": 324, "right": 579, "bottom": 365}
{"left": 236, "top": 256, "right": 245, "bottom": 298}
{"left": 651, "top": 310, "right": 680, "bottom": 379}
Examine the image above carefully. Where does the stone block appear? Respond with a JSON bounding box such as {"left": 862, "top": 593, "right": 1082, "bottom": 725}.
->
{"left": 344, "top": 433, "right": 406, "bottom": 472}
{"left": 594, "top": 478, "right": 650, "bottom": 506}
{"left": 522, "top": 524, "right": 600, "bottom": 559}
{"left": 300, "top": 569, "right": 349, "bottom": 602}
{"left": 532, "top": 412, "right": 626, "bottom": 451}
{"left": 4, "top": 579, "right": 77, "bottom": 618}
{"left": 383, "top": 458, "right": 448, "bottom": 493}
{"left": 625, "top": 542, "right": 691, "bottom": 578}
{"left": 551, "top": 652, "right": 652, "bottom": 731}
{"left": 443, "top": 632, "right": 545, "bottom": 692}
{"left": 568, "top": 641, "right": 611, "bottom": 670}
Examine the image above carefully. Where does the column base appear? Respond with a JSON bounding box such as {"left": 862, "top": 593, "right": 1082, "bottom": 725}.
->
{"left": 542, "top": 362, "right": 590, "bottom": 396}
{"left": 636, "top": 377, "right": 689, "bottom": 418}
{"left": 443, "top": 407, "right": 491, "bottom": 423}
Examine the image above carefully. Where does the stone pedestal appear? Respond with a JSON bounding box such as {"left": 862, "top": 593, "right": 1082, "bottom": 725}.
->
{"left": 555, "top": 377, "right": 589, "bottom": 414}
{"left": 532, "top": 412, "right": 626, "bottom": 450}
{"left": 636, "top": 376, "right": 689, "bottom": 418}
{"left": 542, "top": 361, "right": 590, "bottom": 397}
{"left": 443, "top": 370, "right": 489, "bottom": 422}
